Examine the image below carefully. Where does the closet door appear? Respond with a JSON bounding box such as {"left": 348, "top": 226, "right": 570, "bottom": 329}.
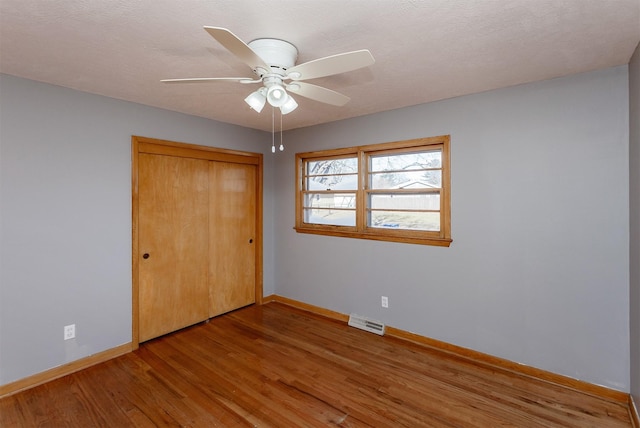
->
{"left": 138, "top": 153, "right": 210, "bottom": 342}
{"left": 209, "top": 161, "right": 256, "bottom": 317}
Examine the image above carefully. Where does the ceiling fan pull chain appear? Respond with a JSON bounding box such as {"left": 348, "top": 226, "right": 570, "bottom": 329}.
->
{"left": 279, "top": 111, "right": 285, "bottom": 151}
{"left": 271, "top": 107, "right": 276, "bottom": 153}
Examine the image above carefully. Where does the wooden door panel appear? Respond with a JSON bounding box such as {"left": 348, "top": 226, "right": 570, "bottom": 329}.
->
{"left": 138, "top": 154, "right": 210, "bottom": 341}
{"left": 209, "top": 162, "right": 256, "bottom": 317}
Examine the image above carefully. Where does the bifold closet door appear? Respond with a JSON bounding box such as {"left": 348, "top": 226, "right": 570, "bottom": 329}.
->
{"left": 138, "top": 153, "right": 210, "bottom": 342}
{"left": 209, "top": 161, "right": 257, "bottom": 317}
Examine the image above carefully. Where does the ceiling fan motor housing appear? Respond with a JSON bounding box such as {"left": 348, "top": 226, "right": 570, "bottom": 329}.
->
{"left": 248, "top": 38, "right": 298, "bottom": 76}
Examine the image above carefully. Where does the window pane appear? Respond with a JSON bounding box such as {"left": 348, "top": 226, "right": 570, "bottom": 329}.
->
{"left": 371, "top": 170, "right": 441, "bottom": 189}
{"left": 307, "top": 173, "right": 358, "bottom": 191}
{"left": 306, "top": 158, "right": 358, "bottom": 190}
{"left": 369, "top": 210, "right": 440, "bottom": 231}
{"left": 308, "top": 157, "right": 358, "bottom": 175}
{"left": 369, "top": 193, "right": 440, "bottom": 210}
{"left": 370, "top": 150, "right": 441, "bottom": 172}
{"left": 304, "top": 193, "right": 356, "bottom": 209}
{"left": 304, "top": 208, "right": 356, "bottom": 226}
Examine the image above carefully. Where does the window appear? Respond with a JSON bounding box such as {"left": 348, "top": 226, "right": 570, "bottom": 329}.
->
{"left": 295, "top": 135, "right": 451, "bottom": 246}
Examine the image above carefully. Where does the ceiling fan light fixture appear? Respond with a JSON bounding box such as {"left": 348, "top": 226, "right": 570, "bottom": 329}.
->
{"left": 280, "top": 95, "right": 298, "bottom": 115}
{"left": 244, "top": 88, "right": 266, "bottom": 112}
{"left": 266, "top": 84, "right": 288, "bottom": 107}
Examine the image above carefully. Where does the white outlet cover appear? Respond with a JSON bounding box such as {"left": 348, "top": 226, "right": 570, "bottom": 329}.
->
{"left": 381, "top": 296, "right": 389, "bottom": 308}
{"left": 64, "top": 324, "right": 76, "bottom": 340}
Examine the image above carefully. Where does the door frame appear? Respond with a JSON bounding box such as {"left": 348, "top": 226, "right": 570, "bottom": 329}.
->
{"left": 131, "top": 136, "right": 264, "bottom": 348}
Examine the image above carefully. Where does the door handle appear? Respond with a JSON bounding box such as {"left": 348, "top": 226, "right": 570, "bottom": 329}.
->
{"left": 249, "top": 239, "right": 253, "bottom": 244}
{"left": 142, "top": 253, "right": 150, "bottom": 259}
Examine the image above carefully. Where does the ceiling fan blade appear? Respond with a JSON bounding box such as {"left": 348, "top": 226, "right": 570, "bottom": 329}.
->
{"left": 161, "top": 77, "right": 257, "bottom": 84}
{"left": 287, "top": 82, "right": 350, "bottom": 106}
{"left": 203, "top": 26, "right": 269, "bottom": 73}
{"left": 286, "top": 49, "right": 374, "bottom": 81}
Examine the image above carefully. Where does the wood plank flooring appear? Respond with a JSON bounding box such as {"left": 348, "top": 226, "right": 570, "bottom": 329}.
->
{"left": 0, "top": 303, "right": 633, "bottom": 427}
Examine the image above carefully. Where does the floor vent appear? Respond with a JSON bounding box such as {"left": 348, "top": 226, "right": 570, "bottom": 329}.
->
{"left": 348, "top": 314, "right": 385, "bottom": 336}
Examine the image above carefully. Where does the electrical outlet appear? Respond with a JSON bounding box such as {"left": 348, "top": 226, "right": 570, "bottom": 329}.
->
{"left": 64, "top": 324, "right": 76, "bottom": 340}
{"left": 381, "top": 296, "right": 389, "bottom": 308}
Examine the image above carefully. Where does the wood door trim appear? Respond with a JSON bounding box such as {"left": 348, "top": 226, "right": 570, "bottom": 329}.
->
{"left": 137, "top": 136, "right": 261, "bottom": 165}
{"left": 132, "top": 136, "right": 264, "bottom": 349}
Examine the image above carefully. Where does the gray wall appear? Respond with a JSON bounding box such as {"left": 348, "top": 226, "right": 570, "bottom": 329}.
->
{"left": 0, "top": 74, "right": 275, "bottom": 385}
{"left": 630, "top": 42, "right": 640, "bottom": 405}
{"left": 274, "top": 66, "right": 630, "bottom": 391}
{"left": 1, "top": 64, "right": 633, "bottom": 393}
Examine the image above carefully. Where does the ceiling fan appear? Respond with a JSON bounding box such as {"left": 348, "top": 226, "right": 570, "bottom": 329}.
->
{"left": 162, "top": 27, "right": 375, "bottom": 115}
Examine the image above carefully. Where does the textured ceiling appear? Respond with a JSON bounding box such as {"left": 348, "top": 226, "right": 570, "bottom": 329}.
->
{"left": 1, "top": 0, "right": 639, "bottom": 131}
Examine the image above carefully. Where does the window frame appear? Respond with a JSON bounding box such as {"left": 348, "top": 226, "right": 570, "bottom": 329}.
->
{"left": 295, "top": 135, "right": 452, "bottom": 247}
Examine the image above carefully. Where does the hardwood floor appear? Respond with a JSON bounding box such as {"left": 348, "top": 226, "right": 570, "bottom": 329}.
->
{"left": 0, "top": 303, "right": 633, "bottom": 427}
